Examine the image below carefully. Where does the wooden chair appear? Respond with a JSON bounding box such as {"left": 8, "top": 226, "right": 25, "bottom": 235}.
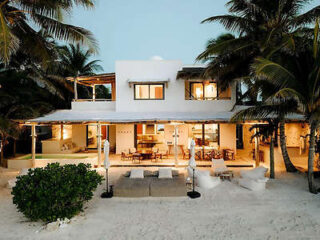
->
{"left": 132, "top": 153, "right": 142, "bottom": 164}
{"left": 152, "top": 148, "right": 162, "bottom": 162}
{"left": 182, "top": 148, "right": 190, "bottom": 159}
{"left": 205, "top": 149, "right": 222, "bottom": 160}
{"left": 121, "top": 151, "right": 132, "bottom": 161}
{"left": 195, "top": 150, "right": 202, "bottom": 160}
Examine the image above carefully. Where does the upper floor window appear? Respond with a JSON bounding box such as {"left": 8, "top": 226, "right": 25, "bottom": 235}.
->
{"left": 190, "top": 81, "right": 217, "bottom": 100}
{"left": 134, "top": 84, "right": 164, "bottom": 100}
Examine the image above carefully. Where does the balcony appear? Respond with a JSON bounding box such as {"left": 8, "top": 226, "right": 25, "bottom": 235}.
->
{"left": 71, "top": 99, "right": 116, "bottom": 111}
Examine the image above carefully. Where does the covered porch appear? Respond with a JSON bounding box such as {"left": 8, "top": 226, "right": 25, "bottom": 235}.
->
{"left": 15, "top": 109, "right": 308, "bottom": 170}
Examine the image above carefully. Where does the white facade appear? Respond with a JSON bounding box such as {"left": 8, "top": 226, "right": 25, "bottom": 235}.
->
{"left": 70, "top": 60, "right": 236, "bottom": 113}
{"left": 39, "top": 60, "right": 239, "bottom": 156}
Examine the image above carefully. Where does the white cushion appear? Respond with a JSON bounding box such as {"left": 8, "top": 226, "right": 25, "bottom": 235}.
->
{"left": 7, "top": 178, "right": 17, "bottom": 189}
{"left": 212, "top": 158, "right": 228, "bottom": 174}
{"left": 187, "top": 167, "right": 210, "bottom": 178}
{"left": 158, "top": 168, "right": 172, "bottom": 179}
{"left": 129, "top": 169, "right": 144, "bottom": 179}
{"left": 197, "top": 175, "right": 221, "bottom": 189}
{"left": 239, "top": 178, "right": 267, "bottom": 191}
{"left": 240, "top": 166, "right": 268, "bottom": 180}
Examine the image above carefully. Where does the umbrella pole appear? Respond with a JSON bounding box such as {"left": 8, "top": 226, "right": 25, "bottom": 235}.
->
{"left": 101, "top": 168, "right": 113, "bottom": 198}
{"left": 106, "top": 168, "right": 109, "bottom": 193}
{"left": 193, "top": 168, "right": 195, "bottom": 192}
{"left": 187, "top": 168, "right": 201, "bottom": 199}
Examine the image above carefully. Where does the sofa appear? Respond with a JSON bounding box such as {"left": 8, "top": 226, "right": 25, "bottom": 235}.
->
{"left": 114, "top": 171, "right": 187, "bottom": 197}
{"left": 238, "top": 166, "right": 269, "bottom": 191}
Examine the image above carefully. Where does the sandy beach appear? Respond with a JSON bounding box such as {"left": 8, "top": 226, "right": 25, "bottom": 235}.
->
{"left": 1, "top": 167, "right": 320, "bottom": 240}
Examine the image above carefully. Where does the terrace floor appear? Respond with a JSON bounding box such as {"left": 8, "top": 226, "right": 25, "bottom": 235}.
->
{"left": 106, "top": 153, "right": 255, "bottom": 167}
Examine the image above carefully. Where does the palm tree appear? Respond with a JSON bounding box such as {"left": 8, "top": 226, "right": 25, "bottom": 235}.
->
{"left": 0, "top": 66, "right": 60, "bottom": 166}
{"left": 57, "top": 43, "right": 104, "bottom": 100}
{"left": 231, "top": 99, "right": 298, "bottom": 173}
{"left": 59, "top": 43, "right": 103, "bottom": 77}
{"left": 0, "top": 0, "right": 97, "bottom": 65}
{"left": 251, "top": 21, "right": 320, "bottom": 193}
{"left": 249, "top": 121, "right": 278, "bottom": 178}
{"left": 197, "top": 0, "right": 320, "bottom": 172}
{"left": 0, "top": 117, "right": 19, "bottom": 167}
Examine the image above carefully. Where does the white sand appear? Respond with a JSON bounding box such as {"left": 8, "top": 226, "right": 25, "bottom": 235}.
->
{"left": 1, "top": 167, "right": 320, "bottom": 240}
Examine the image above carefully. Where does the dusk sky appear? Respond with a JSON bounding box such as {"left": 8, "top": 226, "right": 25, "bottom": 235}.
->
{"left": 69, "top": 0, "right": 318, "bottom": 72}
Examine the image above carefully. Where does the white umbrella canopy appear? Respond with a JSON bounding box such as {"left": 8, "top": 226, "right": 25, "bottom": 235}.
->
{"left": 103, "top": 140, "right": 110, "bottom": 169}
{"left": 189, "top": 139, "right": 196, "bottom": 169}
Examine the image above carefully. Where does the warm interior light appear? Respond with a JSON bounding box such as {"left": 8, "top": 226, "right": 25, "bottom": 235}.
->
{"left": 196, "top": 88, "right": 202, "bottom": 98}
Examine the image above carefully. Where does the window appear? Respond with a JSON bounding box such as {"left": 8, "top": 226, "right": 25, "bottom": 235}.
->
{"left": 134, "top": 84, "right": 164, "bottom": 100}
{"left": 189, "top": 124, "right": 219, "bottom": 147}
{"left": 189, "top": 81, "right": 218, "bottom": 100}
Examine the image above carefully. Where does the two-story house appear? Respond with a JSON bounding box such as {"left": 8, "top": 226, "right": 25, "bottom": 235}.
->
{"left": 14, "top": 60, "right": 306, "bottom": 169}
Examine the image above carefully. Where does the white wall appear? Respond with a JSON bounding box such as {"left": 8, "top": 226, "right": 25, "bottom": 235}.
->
{"left": 108, "top": 125, "right": 116, "bottom": 152}
{"left": 71, "top": 101, "right": 115, "bottom": 111}
{"left": 116, "top": 124, "right": 134, "bottom": 154}
{"left": 72, "top": 124, "right": 87, "bottom": 148}
{"left": 219, "top": 124, "right": 237, "bottom": 153}
{"left": 115, "top": 60, "right": 236, "bottom": 112}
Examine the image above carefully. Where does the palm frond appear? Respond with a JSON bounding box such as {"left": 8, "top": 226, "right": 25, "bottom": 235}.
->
{"left": 252, "top": 57, "right": 296, "bottom": 88}
{"left": 0, "top": 8, "right": 20, "bottom": 64}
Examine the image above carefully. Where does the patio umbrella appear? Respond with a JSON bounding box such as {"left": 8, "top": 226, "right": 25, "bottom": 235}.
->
{"left": 187, "top": 139, "right": 201, "bottom": 199}
{"left": 101, "top": 140, "right": 113, "bottom": 198}
{"left": 189, "top": 139, "right": 196, "bottom": 169}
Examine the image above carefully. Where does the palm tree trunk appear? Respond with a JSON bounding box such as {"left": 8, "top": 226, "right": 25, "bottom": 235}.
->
{"left": 308, "top": 120, "right": 318, "bottom": 194}
{"left": 279, "top": 119, "right": 297, "bottom": 172}
{"left": 270, "top": 136, "right": 275, "bottom": 179}
{"left": 0, "top": 145, "right": 4, "bottom": 167}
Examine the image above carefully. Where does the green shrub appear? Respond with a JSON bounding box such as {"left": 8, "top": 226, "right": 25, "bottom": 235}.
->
{"left": 12, "top": 163, "right": 103, "bottom": 223}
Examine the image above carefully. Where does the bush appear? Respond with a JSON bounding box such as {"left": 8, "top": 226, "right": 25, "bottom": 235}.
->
{"left": 12, "top": 163, "right": 103, "bottom": 222}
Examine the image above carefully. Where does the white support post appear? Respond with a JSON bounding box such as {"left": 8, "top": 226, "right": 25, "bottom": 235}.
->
{"left": 92, "top": 85, "right": 96, "bottom": 102}
{"left": 31, "top": 124, "right": 37, "bottom": 168}
{"left": 74, "top": 78, "right": 78, "bottom": 100}
{"left": 174, "top": 125, "right": 179, "bottom": 167}
{"left": 97, "top": 123, "right": 102, "bottom": 168}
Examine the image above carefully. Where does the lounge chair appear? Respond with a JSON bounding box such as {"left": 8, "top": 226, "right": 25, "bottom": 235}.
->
{"left": 186, "top": 166, "right": 220, "bottom": 189}
{"left": 238, "top": 166, "right": 269, "bottom": 191}
{"left": 211, "top": 158, "right": 230, "bottom": 176}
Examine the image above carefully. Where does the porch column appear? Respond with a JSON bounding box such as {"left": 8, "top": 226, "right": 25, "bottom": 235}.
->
{"left": 174, "top": 125, "right": 179, "bottom": 167}
{"left": 60, "top": 124, "right": 64, "bottom": 140}
{"left": 92, "top": 84, "right": 96, "bottom": 102}
{"left": 254, "top": 128, "right": 260, "bottom": 167}
{"left": 31, "top": 124, "right": 37, "bottom": 168}
{"left": 74, "top": 78, "right": 78, "bottom": 100}
{"left": 97, "top": 122, "right": 102, "bottom": 168}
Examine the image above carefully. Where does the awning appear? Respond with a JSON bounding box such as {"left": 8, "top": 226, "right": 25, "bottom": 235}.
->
{"left": 24, "top": 109, "right": 305, "bottom": 125}
{"left": 127, "top": 79, "right": 170, "bottom": 88}
{"left": 66, "top": 73, "right": 115, "bottom": 87}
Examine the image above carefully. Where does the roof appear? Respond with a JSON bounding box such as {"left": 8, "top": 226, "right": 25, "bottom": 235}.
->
{"left": 25, "top": 109, "right": 305, "bottom": 124}
{"left": 127, "top": 79, "right": 170, "bottom": 87}
{"left": 66, "top": 73, "right": 115, "bottom": 87}
{"left": 177, "top": 67, "right": 207, "bottom": 80}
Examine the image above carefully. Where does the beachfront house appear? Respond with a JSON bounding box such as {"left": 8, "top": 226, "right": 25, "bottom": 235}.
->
{"left": 10, "top": 60, "right": 308, "bottom": 169}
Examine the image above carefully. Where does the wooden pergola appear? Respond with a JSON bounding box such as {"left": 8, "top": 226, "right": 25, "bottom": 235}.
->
{"left": 66, "top": 73, "right": 116, "bottom": 101}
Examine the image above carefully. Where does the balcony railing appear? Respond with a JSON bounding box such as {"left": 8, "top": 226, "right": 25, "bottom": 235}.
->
{"left": 72, "top": 99, "right": 115, "bottom": 102}
{"left": 185, "top": 96, "right": 232, "bottom": 101}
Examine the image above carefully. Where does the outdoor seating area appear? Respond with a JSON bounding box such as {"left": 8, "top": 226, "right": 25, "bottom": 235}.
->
{"left": 120, "top": 147, "right": 235, "bottom": 163}
{"left": 113, "top": 169, "right": 187, "bottom": 197}
{"left": 121, "top": 147, "right": 168, "bottom": 163}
